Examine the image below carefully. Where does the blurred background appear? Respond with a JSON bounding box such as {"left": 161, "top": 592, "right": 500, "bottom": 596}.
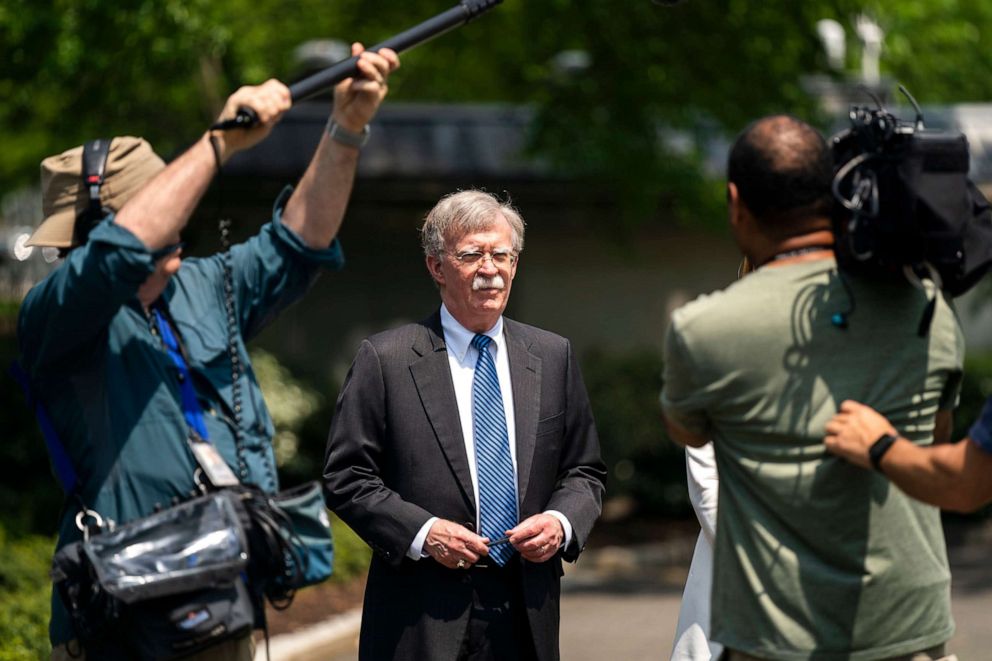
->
{"left": 4, "top": 1, "right": 992, "bottom": 658}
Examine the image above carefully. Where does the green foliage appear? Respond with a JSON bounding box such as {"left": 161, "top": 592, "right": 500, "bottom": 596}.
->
{"left": 250, "top": 350, "right": 373, "bottom": 577}
{"left": 582, "top": 347, "right": 690, "bottom": 517}
{"left": 0, "top": 327, "right": 63, "bottom": 535}
{"left": 0, "top": 526, "right": 54, "bottom": 661}
{"left": 880, "top": 2, "right": 992, "bottom": 104}
{"left": 250, "top": 348, "right": 324, "bottom": 481}
{"left": 0, "top": 0, "right": 232, "bottom": 188}
{"left": 0, "top": 300, "right": 19, "bottom": 320}
{"left": 6, "top": 1, "right": 992, "bottom": 229}
{"left": 329, "top": 514, "right": 371, "bottom": 583}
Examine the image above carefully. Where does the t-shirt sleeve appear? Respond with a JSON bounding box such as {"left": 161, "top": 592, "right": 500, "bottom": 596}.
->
{"left": 660, "top": 317, "right": 712, "bottom": 437}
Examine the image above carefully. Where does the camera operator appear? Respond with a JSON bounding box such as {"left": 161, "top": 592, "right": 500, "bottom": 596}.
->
{"left": 825, "top": 398, "right": 992, "bottom": 512}
{"left": 19, "top": 44, "right": 398, "bottom": 660}
{"left": 661, "top": 115, "right": 963, "bottom": 660}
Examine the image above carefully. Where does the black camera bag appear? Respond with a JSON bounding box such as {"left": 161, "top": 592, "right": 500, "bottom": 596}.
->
{"left": 51, "top": 491, "right": 255, "bottom": 660}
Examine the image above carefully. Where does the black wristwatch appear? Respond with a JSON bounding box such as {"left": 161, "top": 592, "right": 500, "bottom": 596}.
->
{"left": 868, "top": 433, "right": 899, "bottom": 473}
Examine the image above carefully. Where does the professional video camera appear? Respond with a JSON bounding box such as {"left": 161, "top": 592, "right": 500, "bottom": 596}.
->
{"left": 830, "top": 86, "right": 992, "bottom": 299}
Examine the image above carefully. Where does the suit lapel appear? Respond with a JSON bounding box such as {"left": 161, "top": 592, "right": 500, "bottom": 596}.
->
{"left": 506, "top": 320, "right": 541, "bottom": 507}
{"left": 409, "top": 312, "right": 476, "bottom": 511}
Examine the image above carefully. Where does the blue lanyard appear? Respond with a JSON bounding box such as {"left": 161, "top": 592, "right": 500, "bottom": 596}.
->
{"left": 152, "top": 307, "right": 210, "bottom": 441}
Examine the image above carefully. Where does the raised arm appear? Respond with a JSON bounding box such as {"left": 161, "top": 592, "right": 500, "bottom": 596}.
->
{"left": 115, "top": 81, "right": 292, "bottom": 250}
{"left": 281, "top": 44, "right": 400, "bottom": 249}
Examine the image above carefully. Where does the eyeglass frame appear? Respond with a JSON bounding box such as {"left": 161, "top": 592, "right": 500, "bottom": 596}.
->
{"left": 444, "top": 248, "right": 519, "bottom": 268}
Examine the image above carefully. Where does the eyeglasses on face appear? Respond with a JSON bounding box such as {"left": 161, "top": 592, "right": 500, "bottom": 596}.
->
{"left": 447, "top": 249, "right": 518, "bottom": 267}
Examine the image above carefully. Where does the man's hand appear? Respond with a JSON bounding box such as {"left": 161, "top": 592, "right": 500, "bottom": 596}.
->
{"left": 116, "top": 79, "right": 289, "bottom": 250}
{"left": 332, "top": 43, "right": 400, "bottom": 133}
{"left": 824, "top": 400, "right": 898, "bottom": 469}
{"left": 210, "top": 79, "right": 292, "bottom": 162}
{"left": 424, "top": 519, "right": 489, "bottom": 569}
{"left": 507, "top": 513, "right": 564, "bottom": 563}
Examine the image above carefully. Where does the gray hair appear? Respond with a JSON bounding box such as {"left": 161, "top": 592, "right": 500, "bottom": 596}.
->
{"left": 420, "top": 190, "right": 526, "bottom": 259}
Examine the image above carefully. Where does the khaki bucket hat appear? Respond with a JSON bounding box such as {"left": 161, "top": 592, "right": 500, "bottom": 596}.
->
{"left": 28, "top": 136, "right": 166, "bottom": 248}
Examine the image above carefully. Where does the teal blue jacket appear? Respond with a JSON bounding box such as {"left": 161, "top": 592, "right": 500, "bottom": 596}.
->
{"left": 17, "top": 188, "right": 343, "bottom": 646}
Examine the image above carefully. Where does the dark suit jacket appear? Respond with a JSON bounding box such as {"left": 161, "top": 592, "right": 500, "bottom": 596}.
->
{"left": 323, "top": 311, "right": 606, "bottom": 661}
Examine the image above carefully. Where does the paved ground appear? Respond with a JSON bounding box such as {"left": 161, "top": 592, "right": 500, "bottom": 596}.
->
{"left": 304, "top": 519, "right": 992, "bottom": 661}
{"left": 559, "top": 521, "right": 992, "bottom": 659}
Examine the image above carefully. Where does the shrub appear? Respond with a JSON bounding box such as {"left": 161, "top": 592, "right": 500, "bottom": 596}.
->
{"left": 0, "top": 525, "right": 54, "bottom": 661}
{"left": 252, "top": 350, "right": 373, "bottom": 578}
{"left": 581, "top": 347, "right": 691, "bottom": 518}
{"left": 329, "top": 515, "right": 371, "bottom": 582}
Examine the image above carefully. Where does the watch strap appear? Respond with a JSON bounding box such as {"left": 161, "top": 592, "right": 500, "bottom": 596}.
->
{"left": 868, "top": 433, "right": 899, "bottom": 473}
{"left": 326, "top": 118, "right": 370, "bottom": 149}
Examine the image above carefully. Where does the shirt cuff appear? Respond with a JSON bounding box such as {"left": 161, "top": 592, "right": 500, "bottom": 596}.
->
{"left": 968, "top": 396, "right": 992, "bottom": 454}
{"left": 92, "top": 215, "right": 157, "bottom": 280}
{"left": 270, "top": 185, "right": 346, "bottom": 270}
{"left": 407, "top": 517, "right": 439, "bottom": 561}
{"left": 545, "top": 510, "right": 573, "bottom": 549}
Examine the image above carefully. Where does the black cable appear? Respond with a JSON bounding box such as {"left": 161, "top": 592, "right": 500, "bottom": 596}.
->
{"left": 831, "top": 268, "right": 856, "bottom": 330}
{"left": 208, "top": 136, "right": 277, "bottom": 489}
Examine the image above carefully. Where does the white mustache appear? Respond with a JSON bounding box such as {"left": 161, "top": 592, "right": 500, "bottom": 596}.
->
{"left": 472, "top": 274, "right": 506, "bottom": 291}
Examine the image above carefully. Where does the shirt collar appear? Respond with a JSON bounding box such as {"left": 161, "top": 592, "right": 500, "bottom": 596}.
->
{"left": 440, "top": 304, "right": 504, "bottom": 364}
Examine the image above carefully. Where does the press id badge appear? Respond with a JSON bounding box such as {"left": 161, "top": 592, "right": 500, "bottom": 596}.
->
{"left": 188, "top": 437, "right": 240, "bottom": 487}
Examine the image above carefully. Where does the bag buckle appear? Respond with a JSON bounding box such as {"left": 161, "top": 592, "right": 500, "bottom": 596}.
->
{"left": 193, "top": 467, "right": 210, "bottom": 495}
{"left": 75, "top": 508, "right": 114, "bottom": 541}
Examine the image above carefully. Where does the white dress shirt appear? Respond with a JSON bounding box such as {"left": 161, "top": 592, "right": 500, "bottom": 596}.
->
{"left": 407, "top": 304, "right": 573, "bottom": 559}
{"left": 671, "top": 442, "right": 723, "bottom": 660}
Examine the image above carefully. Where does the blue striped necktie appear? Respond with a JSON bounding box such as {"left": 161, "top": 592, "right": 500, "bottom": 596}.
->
{"left": 470, "top": 333, "right": 518, "bottom": 566}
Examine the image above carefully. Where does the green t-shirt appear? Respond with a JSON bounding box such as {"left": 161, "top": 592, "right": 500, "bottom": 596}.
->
{"left": 661, "top": 258, "right": 964, "bottom": 660}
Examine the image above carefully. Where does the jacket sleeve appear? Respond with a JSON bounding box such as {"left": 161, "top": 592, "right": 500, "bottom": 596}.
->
{"left": 211, "top": 187, "right": 346, "bottom": 342}
{"left": 322, "top": 339, "right": 435, "bottom": 567}
{"left": 18, "top": 218, "right": 155, "bottom": 373}
{"left": 544, "top": 340, "right": 607, "bottom": 562}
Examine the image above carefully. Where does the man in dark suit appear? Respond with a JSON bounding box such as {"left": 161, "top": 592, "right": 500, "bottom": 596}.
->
{"left": 323, "top": 190, "right": 606, "bottom": 660}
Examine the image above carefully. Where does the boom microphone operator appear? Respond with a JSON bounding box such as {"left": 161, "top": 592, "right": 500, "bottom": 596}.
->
{"left": 213, "top": 0, "right": 503, "bottom": 131}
